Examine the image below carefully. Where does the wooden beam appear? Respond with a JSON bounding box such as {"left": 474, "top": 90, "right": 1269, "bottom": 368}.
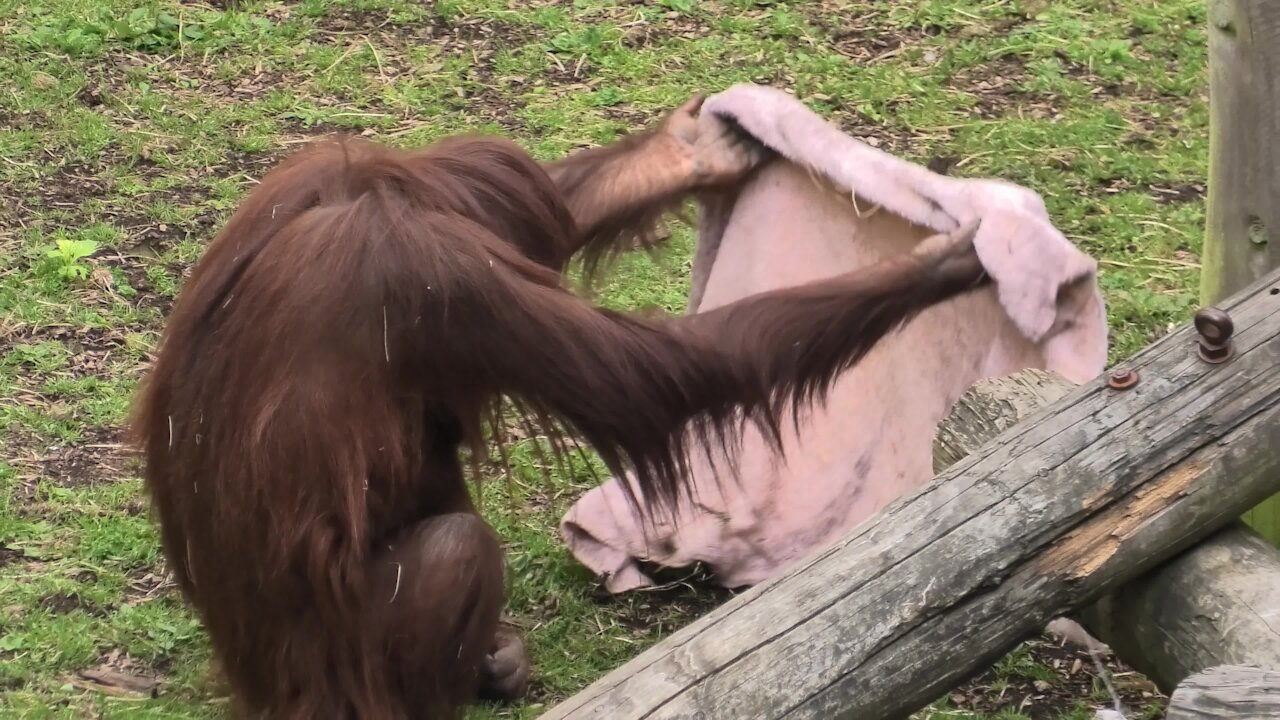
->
{"left": 932, "top": 370, "right": 1280, "bottom": 695}
{"left": 1165, "top": 666, "right": 1280, "bottom": 719}
{"left": 1201, "top": 0, "right": 1280, "bottom": 544}
{"left": 540, "top": 267, "right": 1280, "bottom": 720}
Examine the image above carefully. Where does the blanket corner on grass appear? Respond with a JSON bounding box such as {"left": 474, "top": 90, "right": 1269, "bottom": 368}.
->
{"left": 561, "top": 83, "right": 1109, "bottom": 594}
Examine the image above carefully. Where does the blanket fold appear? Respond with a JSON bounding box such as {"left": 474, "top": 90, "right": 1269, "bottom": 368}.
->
{"left": 561, "top": 84, "right": 1108, "bottom": 594}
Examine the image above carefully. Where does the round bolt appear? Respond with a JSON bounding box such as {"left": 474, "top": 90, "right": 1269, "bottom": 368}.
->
{"left": 1108, "top": 368, "right": 1139, "bottom": 390}
{"left": 1195, "top": 307, "right": 1236, "bottom": 364}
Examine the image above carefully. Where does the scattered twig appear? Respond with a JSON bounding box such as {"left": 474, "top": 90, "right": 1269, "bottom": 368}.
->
{"left": 1089, "top": 643, "right": 1126, "bottom": 717}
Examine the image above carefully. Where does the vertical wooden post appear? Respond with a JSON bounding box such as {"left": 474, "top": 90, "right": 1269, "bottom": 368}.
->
{"left": 1201, "top": 0, "right": 1280, "bottom": 545}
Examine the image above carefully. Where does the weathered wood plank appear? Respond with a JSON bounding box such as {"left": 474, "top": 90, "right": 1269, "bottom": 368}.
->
{"left": 1202, "top": 0, "right": 1280, "bottom": 545}
{"left": 1166, "top": 665, "right": 1280, "bottom": 719}
{"left": 931, "top": 370, "right": 1280, "bottom": 695}
{"left": 541, "top": 267, "right": 1280, "bottom": 720}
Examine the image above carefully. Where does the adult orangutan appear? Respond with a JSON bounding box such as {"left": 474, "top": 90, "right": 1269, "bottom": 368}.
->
{"left": 130, "top": 95, "right": 992, "bottom": 719}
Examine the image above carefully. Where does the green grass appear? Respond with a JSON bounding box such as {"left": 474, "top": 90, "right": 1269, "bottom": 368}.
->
{"left": 0, "top": 0, "right": 1202, "bottom": 717}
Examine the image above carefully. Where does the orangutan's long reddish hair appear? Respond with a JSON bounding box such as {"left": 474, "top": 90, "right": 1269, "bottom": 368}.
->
{"left": 131, "top": 128, "right": 989, "bottom": 719}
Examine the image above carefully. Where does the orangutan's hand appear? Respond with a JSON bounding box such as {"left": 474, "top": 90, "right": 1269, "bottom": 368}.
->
{"left": 477, "top": 626, "right": 531, "bottom": 703}
{"left": 912, "top": 220, "right": 989, "bottom": 288}
{"left": 660, "top": 94, "right": 771, "bottom": 189}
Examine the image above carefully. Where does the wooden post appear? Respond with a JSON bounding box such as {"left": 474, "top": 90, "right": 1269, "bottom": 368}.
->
{"left": 1201, "top": 0, "right": 1280, "bottom": 544}
{"left": 934, "top": 370, "right": 1280, "bottom": 695}
{"left": 541, "top": 268, "right": 1280, "bottom": 720}
{"left": 1165, "top": 666, "right": 1280, "bottom": 719}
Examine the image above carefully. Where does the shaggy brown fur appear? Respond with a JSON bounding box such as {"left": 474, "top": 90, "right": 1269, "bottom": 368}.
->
{"left": 130, "top": 106, "right": 990, "bottom": 719}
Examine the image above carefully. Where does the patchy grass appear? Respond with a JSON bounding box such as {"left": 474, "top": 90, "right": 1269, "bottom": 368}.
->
{"left": 0, "top": 0, "right": 1202, "bottom": 717}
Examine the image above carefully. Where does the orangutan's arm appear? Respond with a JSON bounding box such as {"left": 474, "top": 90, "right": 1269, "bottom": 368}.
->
{"left": 542, "top": 95, "right": 769, "bottom": 272}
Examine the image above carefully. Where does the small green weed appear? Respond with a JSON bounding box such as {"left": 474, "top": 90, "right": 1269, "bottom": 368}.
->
{"left": 40, "top": 237, "right": 98, "bottom": 282}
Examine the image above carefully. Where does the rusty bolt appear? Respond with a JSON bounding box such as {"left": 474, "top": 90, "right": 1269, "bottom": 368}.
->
{"left": 1195, "top": 307, "right": 1235, "bottom": 364}
{"left": 1108, "top": 367, "right": 1139, "bottom": 390}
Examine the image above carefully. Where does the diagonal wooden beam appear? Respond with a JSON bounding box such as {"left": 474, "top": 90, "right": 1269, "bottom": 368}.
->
{"left": 935, "top": 370, "right": 1280, "bottom": 697}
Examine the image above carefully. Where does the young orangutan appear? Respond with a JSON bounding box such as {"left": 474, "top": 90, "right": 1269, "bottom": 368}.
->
{"left": 129, "top": 95, "right": 991, "bottom": 719}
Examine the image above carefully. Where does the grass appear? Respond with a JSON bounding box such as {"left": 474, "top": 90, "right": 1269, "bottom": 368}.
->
{"left": 0, "top": 0, "right": 1203, "bottom": 717}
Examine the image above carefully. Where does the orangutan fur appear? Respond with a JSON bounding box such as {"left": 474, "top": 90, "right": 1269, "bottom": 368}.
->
{"left": 129, "top": 98, "right": 991, "bottom": 719}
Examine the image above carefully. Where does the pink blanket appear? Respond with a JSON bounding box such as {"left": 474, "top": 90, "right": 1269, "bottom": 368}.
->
{"left": 560, "top": 84, "right": 1108, "bottom": 594}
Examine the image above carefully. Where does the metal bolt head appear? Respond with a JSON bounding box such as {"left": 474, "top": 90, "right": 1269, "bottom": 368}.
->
{"left": 1195, "top": 307, "right": 1235, "bottom": 364}
{"left": 1108, "top": 368, "right": 1139, "bottom": 390}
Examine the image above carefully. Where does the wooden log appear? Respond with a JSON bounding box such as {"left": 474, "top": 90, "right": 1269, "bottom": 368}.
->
{"left": 1080, "top": 525, "right": 1280, "bottom": 694}
{"left": 540, "top": 267, "right": 1280, "bottom": 720}
{"left": 932, "top": 370, "right": 1280, "bottom": 694}
{"left": 1165, "top": 665, "right": 1280, "bottom": 719}
{"left": 1201, "top": 0, "right": 1280, "bottom": 545}
{"left": 931, "top": 369, "right": 1075, "bottom": 474}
